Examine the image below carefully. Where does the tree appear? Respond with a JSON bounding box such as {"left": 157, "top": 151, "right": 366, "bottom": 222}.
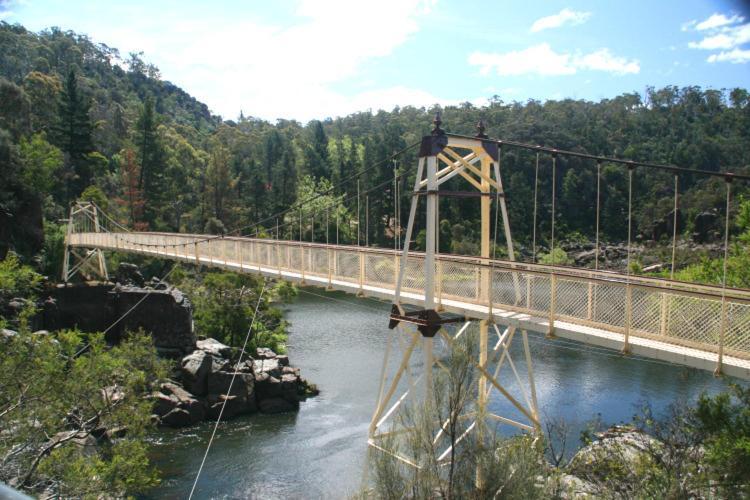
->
{"left": 18, "top": 133, "right": 63, "bottom": 194}
{"left": 23, "top": 71, "right": 61, "bottom": 134}
{"left": 117, "top": 148, "right": 147, "bottom": 230}
{"left": 0, "top": 78, "right": 30, "bottom": 140}
{"left": 304, "top": 120, "right": 330, "bottom": 179}
{"left": 55, "top": 69, "right": 95, "bottom": 196}
{"left": 206, "top": 140, "right": 236, "bottom": 224}
{"left": 135, "top": 96, "right": 165, "bottom": 224}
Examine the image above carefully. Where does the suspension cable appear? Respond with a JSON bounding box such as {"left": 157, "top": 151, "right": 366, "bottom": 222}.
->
{"left": 550, "top": 154, "right": 557, "bottom": 264}
{"left": 594, "top": 161, "right": 602, "bottom": 271}
{"left": 532, "top": 152, "right": 540, "bottom": 264}
{"left": 670, "top": 175, "right": 679, "bottom": 279}
{"left": 626, "top": 166, "right": 634, "bottom": 276}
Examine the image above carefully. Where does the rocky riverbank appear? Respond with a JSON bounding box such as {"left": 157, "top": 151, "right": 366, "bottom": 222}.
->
{"left": 153, "top": 338, "right": 318, "bottom": 427}
{"left": 24, "top": 262, "right": 318, "bottom": 428}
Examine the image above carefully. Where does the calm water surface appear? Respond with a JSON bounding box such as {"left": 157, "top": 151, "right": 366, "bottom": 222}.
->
{"left": 147, "top": 288, "right": 733, "bottom": 499}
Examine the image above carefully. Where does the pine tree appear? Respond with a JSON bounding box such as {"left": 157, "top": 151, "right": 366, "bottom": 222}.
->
{"left": 55, "top": 69, "right": 94, "bottom": 196}
{"left": 135, "top": 96, "right": 165, "bottom": 224}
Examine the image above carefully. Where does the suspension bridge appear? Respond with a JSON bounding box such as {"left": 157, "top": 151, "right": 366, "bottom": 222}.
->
{"left": 63, "top": 116, "right": 750, "bottom": 470}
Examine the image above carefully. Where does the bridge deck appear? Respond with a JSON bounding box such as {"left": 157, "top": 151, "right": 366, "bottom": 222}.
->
{"left": 69, "top": 231, "right": 750, "bottom": 379}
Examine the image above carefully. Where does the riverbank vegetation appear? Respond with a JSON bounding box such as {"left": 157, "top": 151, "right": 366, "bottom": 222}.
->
{"left": 170, "top": 265, "right": 297, "bottom": 352}
{"left": 0, "top": 257, "right": 169, "bottom": 497}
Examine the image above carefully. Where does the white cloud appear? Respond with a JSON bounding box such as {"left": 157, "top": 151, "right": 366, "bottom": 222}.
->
{"left": 55, "top": 0, "right": 437, "bottom": 121}
{"left": 688, "top": 23, "right": 750, "bottom": 49}
{"left": 707, "top": 48, "right": 750, "bottom": 64}
{"left": 681, "top": 20, "right": 696, "bottom": 32}
{"left": 685, "top": 12, "right": 750, "bottom": 64}
{"left": 695, "top": 13, "right": 744, "bottom": 31}
{"left": 530, "top": 8, "right": 591, "bottom": 33}
{"left": 468, "top": 43, "right": 639, "bottom": 76}
{"left": 0, "top": 10, "right": 12, "bottom": 20}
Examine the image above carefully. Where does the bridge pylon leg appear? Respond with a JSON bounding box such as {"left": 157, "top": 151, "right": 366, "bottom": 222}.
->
{"left": 366, "top": 121, "right": 540, "bottom": 488}
{"left": 62, "top": 202, "right": 110, "bottom": 283}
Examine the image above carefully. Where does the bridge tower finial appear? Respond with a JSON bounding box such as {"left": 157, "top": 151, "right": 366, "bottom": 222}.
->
{"left": 431, "top": 111, "right": 444, "bottom": 136}
{"left": 476, "top": 119, "right": 488, "bottom": 139}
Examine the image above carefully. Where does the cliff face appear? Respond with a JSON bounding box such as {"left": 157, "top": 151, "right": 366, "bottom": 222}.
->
{"left": 41, "top": 282, "right": 196, "bottom": 356}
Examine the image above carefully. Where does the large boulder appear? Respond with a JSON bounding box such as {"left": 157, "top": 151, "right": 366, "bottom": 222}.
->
{"left": 153, "top": 382, "right": 206, "bottom": 427}
{"left": 206, "top": 394, "right": 249, "bottom": 420}
{"left": 115, "top": 262, "right": 145, "bottom": 287}
{"left": 255, "top": 347, "right": 277, "bottom": 359}
{"left": 197, "top": 338, "right": 233, "bottom": 358}
{"left": 692, "top": 210, "right": 719, "bottom": 243}
{"left": 567, "top": 426, "right": 659, "bottom": 490}
{"left": 181, "top": 350, "right": 212, "bottom": 396}
{"left": 253, "top": 358, "right": 281, "bottom": 378}
{"left": 206, "top": 371, "right": 257, "bottom": 416}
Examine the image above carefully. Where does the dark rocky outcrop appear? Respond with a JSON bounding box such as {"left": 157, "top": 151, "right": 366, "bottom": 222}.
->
{"left": 692, "top": 210, "right": 721, "bottom": 243}
{"left": 153, "top": 340, "right": 317, "bottom": 428}
{"left": 39, "top": 279, "right": 196, "bottom": 356}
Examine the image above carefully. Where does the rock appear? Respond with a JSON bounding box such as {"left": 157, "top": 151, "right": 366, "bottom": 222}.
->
{"left": 207, "top": 371, "right": 254, "bottom": 400}
{"left": 276, "top": 354, "right": 290, "bottom": 367}
{"left": 115, "top": 262, "right": 145, "bottom": 287}
{"left": 256, "top": 347, "right": 277, "bottom": 359}
{"left": 282, "top": 366, "right": 300, "bottom": 376}
{"left": 197, "top": 338, "right": 233, "bottom": 358}
{"left": 555, "top": 474, "right": 599, "bottom": 498}
{"left": 649, "top": 208, "right": 682, "bottom": 242}
{"left": 253, "top": 358, "right": 281, "bottom": 378}
{"left": 0, "top": 328, "right": 17, "bottom": 340}
{"left": 693, "top": 210, "right": 719, "bottom": 243}
{"left": 573, "top": 249, "right": 598, "bottom": 266}
{"left": 208, "top": 354, "right": 231, "bottom": 374}
{"left": 101, "top": 385, "right": 125, "bottom": 404}
{"left": 161, "top": 408, "right": 193, "bottom": 427}
{"left": 46, "top": 430, "right": 102, "bottom": 456}
{"left": 153, "top": 383, "right": 206, "bottom": 427}
{"left": 258, "top": 397, "right": 299, "bottom": 414}
{"left": 567, "top": 425, "right": 659, "bottom": 488}
{"left": 105, "top": 426, "right": 128, "bottom": 439}
{"left": 206, "top": 394, "right": 250, "bottom": 420}
{"left": 181, "top": 350, "right": 212, "bottom": 396}
{"left": 255, "top": 373, "right": 284, "bottom": 398}
{"left": 642, "top": 263, "right": 663, "bottom": 273}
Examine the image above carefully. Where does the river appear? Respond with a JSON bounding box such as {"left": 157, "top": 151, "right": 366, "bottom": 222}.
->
{"left": 147, "top": 288, "right": 732, "bottom": 499}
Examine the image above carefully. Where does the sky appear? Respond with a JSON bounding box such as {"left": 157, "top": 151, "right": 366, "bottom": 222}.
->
{"left": 2, "top": 0, "right": 749, "bottom": 123}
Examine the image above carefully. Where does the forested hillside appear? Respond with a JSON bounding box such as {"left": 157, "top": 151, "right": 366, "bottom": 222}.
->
{"left": 1, "top": 21, "right": 749, "bottom": 281}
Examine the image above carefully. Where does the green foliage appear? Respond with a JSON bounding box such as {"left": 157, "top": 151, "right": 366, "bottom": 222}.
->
{"left": 694, "top": 384, "right": 750, "bottom": 495}
{"left": 177, "top": 269, "right": 289, "bottom": 353}
{"left": 40, "top": 221, "right": 66, "bottom": 279}
{"left": 538, "top": 247, "right": 572, "bottom": 266}
{"left": 0, "top": 329, "right": 169, "bottom": 497}
{"left": 671, "top": 198, "right": 750, "bottom": 288}
{"left": 78, "top": 184, "right": 108, "bottom": 211}
{"left": 0, "top": 252, "right": 42, "bottom": 303}
{"left": 367, "top": 329, "right": 553, "bottom": 498}
{"left": 18, "top": 132, "right": 63, "bottom": 193}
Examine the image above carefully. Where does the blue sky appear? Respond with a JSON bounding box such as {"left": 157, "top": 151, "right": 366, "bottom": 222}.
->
{"left": 2, "top": 0, "right": 749, "bottom": 122}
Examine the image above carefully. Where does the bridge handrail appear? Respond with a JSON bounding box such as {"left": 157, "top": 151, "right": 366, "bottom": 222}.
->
{"left": 71, "top": 230, "right": 750, "bottom": 303}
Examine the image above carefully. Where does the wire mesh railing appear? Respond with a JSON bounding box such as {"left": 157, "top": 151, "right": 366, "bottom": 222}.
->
{"left": 68, "top": 214, "right": 750, "bottom": 365}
